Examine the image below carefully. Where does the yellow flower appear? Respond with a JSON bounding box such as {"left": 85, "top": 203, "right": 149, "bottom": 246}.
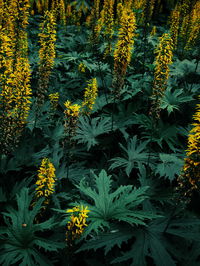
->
{"left": 59, "top": 0, "right": 66, "bottom": 25}
{"left": 150, "top": 33, "right": 173, "bottom": 118}
{"left": 35, "top": 158, "right": 57, "bottom": 200}
{"left": 38, "top": 10, "right": 56, "bottom": 104}
{"left": 0, "top": 9, "right": 32, "bottom": 153}
{"left": 170, "top": 9, "right": 180, "bottom": 48}
{"left": 64, "top": 101, "right": 81, "bottom": 118}
{"left": 150, "top": 26, "right": 157, "bottom": 36}
{"left": 184, "top": 1, "right": 200, "bottom": 50}
{"left": 78, "top": 62, "right": 86, "bottom": 73}
{"left": 89, "top": 0, "right": 100, "bottom": 29}
{"left": 66, "top": 205, "right": 90, "bottom": 242}
{"left": 49, "top": 92, "right": 59, "bottom": 109}
{"left": 113, "top": 6, "right": 136, "bottom": 95}
{"left": 82, "top": 78, "right": 98, "bottom": 113}
{"left": 177, "top": 97, "right": 200, "bottom": 198}
{"left": 94, "top": 0, "right": 114, "bottom": 47}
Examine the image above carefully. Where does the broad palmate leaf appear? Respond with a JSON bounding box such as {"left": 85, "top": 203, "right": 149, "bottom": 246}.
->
{"left": 76, "top": 170, "right": 159, "bottom": 236}
{"left": 155, "top": 153, "right": 184, "bottom": 181}
{"left": 74, "top": 116, "right": 112, "bottom": 150}
{"left": 112, "top": 215, "right": 200, "bottom": 266}
{"left": 0, "top": 188, "right": 64, "bottom": 266}
{"left": 109, "top": 136, "right": 150, "bottom": 176}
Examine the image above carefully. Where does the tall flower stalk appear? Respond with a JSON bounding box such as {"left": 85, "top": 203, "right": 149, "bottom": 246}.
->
{"left": 170, "top": 8, "right": 180, "bottom": 49}
{"left": 64, "top": 100, "right": 81, "bottom": 145}
{"left": 177, "top": 97, "right": 200, "bottom": 200}
{"left": 37, "top": 10, "right": 56, "bottom": 105}
{"left": 66, "top": 205, "right": 90, "bottom": 245}
{"left": 35, "top": 158, "right": 57, "bottom": 204}
{"left": 113, "top": 6, "right": 136, "bottom": 97}
{"left": 150, "top": 33, "right": 173, "bottom": 119}
{"left": 95, "top": 0, "right": 114, "bottom": 56}
{"left": 0, "top": 0, "right": 32, "bottom": 154}
{"left": 82, "top": 78, "right": 98, "bottom": 114}
{"left": 184, "top": 1, "right": 200, "bottom": 50}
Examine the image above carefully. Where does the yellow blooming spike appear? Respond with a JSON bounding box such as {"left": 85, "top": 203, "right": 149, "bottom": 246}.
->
{"left": 49, "top": 92, "right": 59, "bottom": 109}
{"left": 0, "top": 0, "right": 31, "bottom": 154}
{"left": 38, "top": 10, "right": 56, "bottom": 105}
{"left": 35, "top": 158, "right": 57, "bottom": 202}
{"left": 177, "top": 97, "right": 200, "bottom": 199}
{"left": 78, "top": 62, "right": 87, "bottom": 73}
{"left": 66, "top": 205, "right": 90, "bottom": 242}
{"left": 150, "top": 26, "right": 157, "bottom": 36}
{"left": 63, "top": 100, "right": 81, "bottom": 139}
{"left": 94, "top": 0, "right": 114, "bottom": 50}
{"left": 113, "top": 6, "right": 136, "bottom": 96}
{"left": 150, "top": 33, "right": 173, "bottom": 118}
{"left": 170, "top": 8, "right": 180, "bottom": 49}
{"left": 82, "top": 78, "right": 98, "bottom": 114}
{"left": 64, "top": 101, "right": 81, "bottom": 118}
{"left": 184, "top": 1, "right": 200, "bottom": 50}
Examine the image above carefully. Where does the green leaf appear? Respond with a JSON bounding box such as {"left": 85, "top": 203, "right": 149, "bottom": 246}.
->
{"left": 161, "top": 87, "right": 193, "bottom": 114}
{"left": 0, "top": 188, "right": 63, "bottom": 266}
{"left": 77, "top": 224, "right": 134, "bottom": 255}
{"left": 74, "top": 116, "right": 112, "bottom": 150}
{"left": 109, "top": 136, "right": 150, "bottom": 176}
{"left": 76, "top": 170, "right": 158, "bottom": 235}
{"left": 155, "top": 153, "right": 184, "bottom": 181}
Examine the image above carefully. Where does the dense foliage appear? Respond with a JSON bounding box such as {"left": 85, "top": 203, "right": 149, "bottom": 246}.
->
{"left": 0, "top": 0, "right": 200, "bottom": 265}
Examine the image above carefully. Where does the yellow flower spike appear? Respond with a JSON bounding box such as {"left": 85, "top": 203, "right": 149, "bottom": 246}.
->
{"left": 35, "top": 158, "right": 57, "bottom": 203}
{"left": 150, "top": 26, "right": 157, "bottom": 36}
{"left": 113, "top": 6, "right": 136, "bottom": 96}
{"left": 184, "top": 1, "right": 200, "bottom": 50}
{"left": 82, "top": 78, "right": 98, "bottom": 114}
{"left": 150, "top": 33, "right": 173, "bottom": 119}
{"left": 59, "top": 0, "right": 66, "bottom": 25}
{"left": 102, "top": 0, "right": 114, "bottom": 38}
{"left": 177, "top": 97, "right": 200, "bottom": 199}
{"left": 89, "top": 0, "right": 100, "bottom": 27}
{"left": 49, "top": 92, "right": 59, "bottom": 110}
{"left": 64, "top": 101, "right": 81, "bottom": 118}
{"left": 170, "top": 9, "right": 180, "bottom": 48}
{"left": 0, "top": 2, "right": 32, "bottom": 155}
{"left": 66, "top": 205, "right": 90, "bottom": 243}
{"left": 78, "top": 62, "right": 87, "bottom": 73}
{"left": 38, "top": 10, "right": 56, "bottom": 105}
{"left": 64, "top": 101, "right": 81, "bottom": 138}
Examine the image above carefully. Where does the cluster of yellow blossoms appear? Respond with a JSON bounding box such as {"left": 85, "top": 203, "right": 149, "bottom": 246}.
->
{"left": 88, "top": 0, "right": 100, "bottom": 28}
{"left": 31, "top": 0, "right": 66, "bottom": 23}
{"left": 113, "top": 6, "right": 136, "bottom": 96}
{"left": 95, "top": 0, "right": 114, "bottom": 47}
{"left": 64, "top": 78, "right": 98, "bottom": 118}
{"left": 0, "top": 0, "right": 32, "bottom": 153}
{"left": 168, "top": 0, "right": 200, "bottom": 51}
{"left": 78, "top": 62, "right": 87, "bottom": 73}
{"left": 150, "top": 26, "right": 157, "bottom": 36}
{"left": 64, "top": 101, "right": 81, "bottom": 137}
{"left": 63, "top": 79, "right": 98, "bottom": 136}
{"left": 49, "top": 92, "right": 59, "bottom": 110}
{"left": 35, "top": 158, "right": 57, "bottom": 202}
{"left": 150, "top": 33, "right": 173, "bottom": 118}
{"left": 66, "top": 205, "right": 90, "bottom": 243}
{"left": 64, "top": 101, "right": 81, "bottom": 118}
{"left": 82, "top": 78, "right": 98, "bottom": 113}
{"left": 184, "top": 1, "right": 200, "bottom": 50}
{"left": 177, "top": 97, "right": 200, "bottom": 199}
{"left": 38, "top": 10, "right": 56, "bottom": 105}
{"left": 170, "top": 8, "right": 180, "bottom": 49}
{"left": 51, "top": 0, "right": 66, "bottom": 25}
